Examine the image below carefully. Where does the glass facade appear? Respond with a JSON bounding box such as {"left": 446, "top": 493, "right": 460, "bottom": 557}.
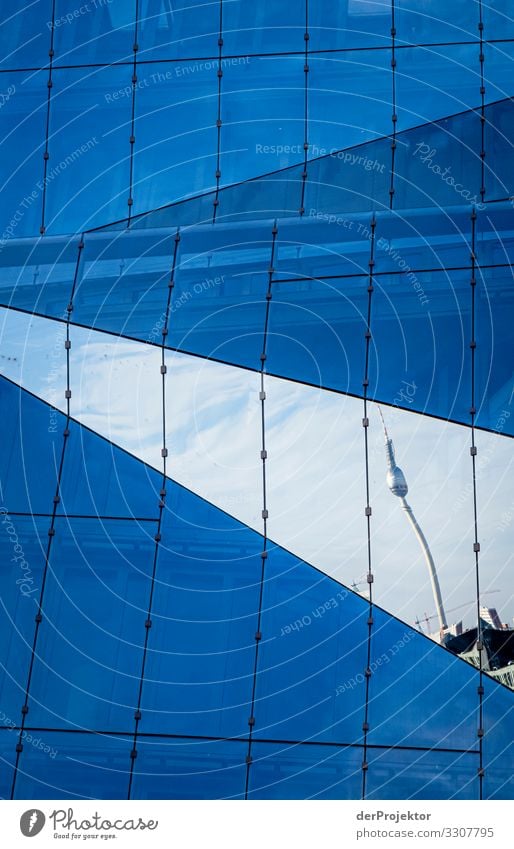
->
{"left": 0, "top": 0, "right": 513, "bottom": 802}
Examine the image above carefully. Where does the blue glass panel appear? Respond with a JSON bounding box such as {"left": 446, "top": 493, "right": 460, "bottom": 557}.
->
{"left": 483, "top": 674, "right": 514, "bottom": 800}
{"left": 0, "top": 379, "right": 62, "bottom": 514}
{"left": 396, "top": 45, "right": 480, "bottom": 132}
{"left": 484, "top": 100, "right": 514, "bottom": 202}
{"left": 13, "top": 732, "right": 132, "bottom": 799}
{"left": 255, "top": 549, "right": 368, "bottom": 744}
{"left": 218, "top": 166, "right": 304, "bottom": 223}
{"left": 475, "top": 266, "right": 514, "bottom": 436}
{"left": 267, "top": 275, "right": 369, "bottom": 393}
{"left": 370, "top": 269, "right": 471, "bottom": 423}
{"left": 46, "top": 66, "right": 132, "bottom": 234}
{"left": 0, "top": 70, "right": 46, "bottom": 239}
{"left": 131, "top": 737, "right": 247, "bottom": 799}
{"left": 169, "top": 221, "right": 272, "bottom": 367}
{"left": 139, "top": 484, "right": 261, "bottom": 738}
{"left": 394, "top": 109, "right": 482, "bottom": 210}
{"left": 309, "top": 51, "right": 392, "bottom": 154}
{"left": 132, "top": 60, "right": 218, "bottom": 216}
{"left": 483, "top": 2, "right": 514, "bottom": 41}
{"left": 28, "top": 518, "right": 154, "bottom": 730}
{"left": 274, "top": 214, "right": 374, "bottom": 280}
{"left": 248, "top": 742, "right": 363, "bottom": 799}
{"left": 475, "top": 203, "right": 514, "bottom": 267}
{"left": 305, "top": 138, "right": 390, "bottom": 214}
{"left": 53, "top": 0, "right": 135, "bottom": 65}
{"left": 221, "top": 56, "right": 304, "bottom": 186}
{"left": 0, "top": 731, "right": 16, "bottom": 799}
{"left": 139, "top": 0, "right": 219, "bottom": 61}
{"left": 366, "top": 749, "right": 479, "bottom": 800}
{"left": 395, "top": 0, "right": 479, "bottom": 46}
{"left": 0, "top": 1, "right": 50, "bottom": 70}
{"left": 0, "top": 235, "right": 79, "bottom": 316}
{"left": 0, "top": 516, "right": 47, "bottom": 720}
{"left": 223, "top": 2, "right": 304, "bottom": 55}
{"left": 367, "top": 606, "right": 479, "bottom": 749}
{"left": 74, "top": 229, "right": 174, "bottom": 338}
{"left": 375, "top": 208, "right": 472, "bottom": 272}
{"left": 59, "top": 419, "right": 162, "bottom": 518}
{"left": 309, "top": 0, "right": 391, "bottom": 51}
{"left": 484, "top": 43, "right": 514, "bottom": 104}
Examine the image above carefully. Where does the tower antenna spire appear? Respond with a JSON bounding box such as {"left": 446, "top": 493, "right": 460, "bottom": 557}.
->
{"left": 377, "top": 405, "right": 448, "bottom": 636}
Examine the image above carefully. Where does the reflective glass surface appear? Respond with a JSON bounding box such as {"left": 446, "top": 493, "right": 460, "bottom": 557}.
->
{"left": 396, "top": 45, "right": 481, "bottom": 132}
{"left": 367, "top": 606, "right": 479, "bottom": 749}
{"left": 131, "top": 737, "right": 247, "bottom": 799}
{"left": 139, "top": 0, "right": 220, "bottom": 61}
{"left": 133, "top": 60, "right": 218, "bottom": 215}
{"left": 254, "top": 549, "right": 369, "bottom": 744}
{"left": 223, "top": 2, "right": 304, "bottom": 55}
{"left": 221, "top": 55, "right": 305, "bottom": 186}
{"left": 0, "top": 70, "right": 47, "bottom": 239}
{"left": 140, "top": 484, "right": 261, "bottom": 738}
{"left": 309, "top": 51, "right": 392, "bottom": 154}
{"left": 393, "top": 110, "right": 482, "bottom": 210}
{"left": 13, "top": 732, "right": 132, "bottom": 799}
{"left": 27, "top": 518, "right": 154, "bottom": 730}
{"left": 0, "top": 1, "right": 51, "bottom": 70}
{"left": 0, "top": 378, "right": 62, "bottom": 514}
{"left": 366, "top": 748, "right": 479, "bottom": 800}
{"left": 0, "top": 516, "right": 47, "bottom": 720}
{"left": 484, "top": 99, "right": 514, "bottom": 202}
{"left": 0, "top": 731, "right": 16, "bottom": 799}
{"left": 247, "top": 742, "right": 363, "bottom": 799}
{"left": 58, "top": 419, "right": 162, "bottom": 519}
{"left": 46, "top": 66, "right": 132, "bottom": 234}
{"left": 309, "top": 0, "right": 391, "bottom": 51}
{"left": 170, "top": 221, "right": 272, "bottom": 367}
{"left": 74, "top": 229, "right": 174, "bottom": 338}
{"left": 395, "top": 0, "right": 479, "bottom": 46}
{"left": 483, "top": 674, "right": 514, "bottom": 799}
{"left": 0, "top": 235, "right": 79, "bottom": 317}
{"left": 53, "top": 0, "right": 135, "bottom": 65}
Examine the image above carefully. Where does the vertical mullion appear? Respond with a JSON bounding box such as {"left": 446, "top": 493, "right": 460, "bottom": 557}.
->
{"left": 127, "top": 0, "right": 140, "bottom": 226}
{"left": 389, "top": 1, "right": 397, "bottom": 210}
{"left": 478, "top": 1, "right": 486, "bottom": 203}
{"left": 9, "top": 234, "right": 84, "bottom": 799}
{"left": 360, "top": 213, "right": 377, "bottom": 800}
{"left": 213, "top": 0, "right": 224, "bottom": 223}
{"left": 40, "top": 0, "right": 56, "bottom": 235}
{"left": 300, "top": 0, "right": 309, "bottom": 216}
{"left": 244, "top": 221, "right": 278, "bottom": 798}
{"left": 470, "top": 208, "right": 484, "bottom": 800}
{"left": 126, "top": 228, "right": 180, "bottom": 799}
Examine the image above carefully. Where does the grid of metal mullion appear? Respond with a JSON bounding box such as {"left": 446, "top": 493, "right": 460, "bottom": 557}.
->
{"left": 0, "top": 724, "right": 483, "bottom": 755}
{"left": 213, "top": 0, "right": 224, "bottom": 223}
{"left": 40, "top": 0, "right": 56, "bottom": 236}
{"left": 389, "top": 1, "right": 397, "bottom": 210}
{"left": 360, "top": 213, "right": 377, "bottom": 800}
{"left": 299, "top": 0, "right": 309, "bottom": 216}
{"left": 244, "top": 221, "right": 278, "bottom": 798}
{"left": 127, "top": 1, "right": 140, "bottom": 225}
{"left": 126, "top": 227, "right": 180, "bottom": 799}
{"left": 470, "top": 209, "right": 484, "bottom": 798}
{"left": 9, "top": 235, "right": 84, "bottom": 799}
{"left": 478, "top": 1, "right": 486, "bottom": 203}
{"left": 4, "top": 36, "right": 514, "bottom": 75}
